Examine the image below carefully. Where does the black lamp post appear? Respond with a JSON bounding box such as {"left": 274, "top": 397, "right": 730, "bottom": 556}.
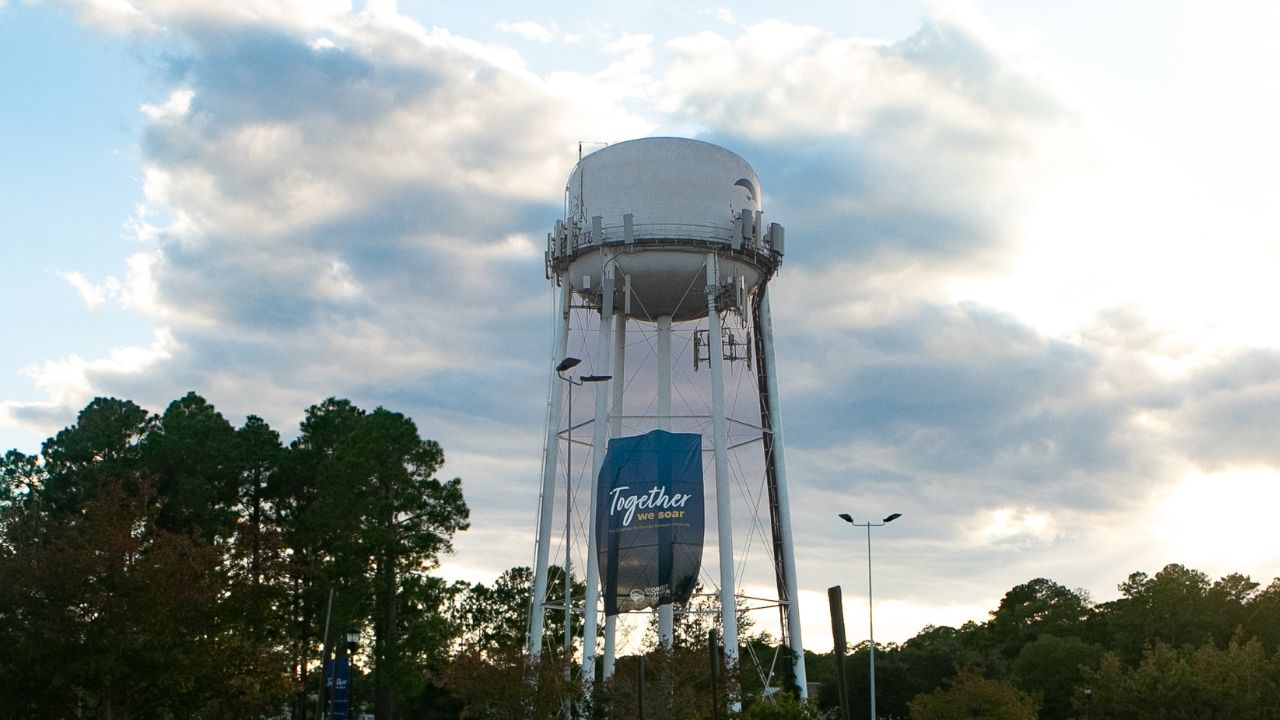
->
{"left": 838, "top": 512, "right": 901, "bottom": 720}
{"left": 346, "top": 627, "right": 359, "bottom": 720}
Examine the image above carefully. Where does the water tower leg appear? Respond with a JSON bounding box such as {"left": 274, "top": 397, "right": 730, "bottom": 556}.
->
{"left": 528, "top": 282, "right": 572, "bottom": 659}
{"left": 756, "top": 286, "right": 809, "bottom": 697}
{"left": 582, "top": 260, "right": 616, "bottom": 688}
{"left": 656, "top": 314, "right": 674, "bottom": 648}
{"left": 603, "top": 311, "right": 627, "bottom": 680}
{"left": 705, "top": 254, "right": 741, "bottom": 686}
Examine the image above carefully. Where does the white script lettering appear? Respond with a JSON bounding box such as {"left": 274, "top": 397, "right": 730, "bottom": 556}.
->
{"left": 608, "top": 485, "right": 693, "bottom": 526}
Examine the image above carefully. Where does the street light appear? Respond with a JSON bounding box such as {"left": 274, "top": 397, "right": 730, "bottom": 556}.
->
{"left": 555, "top": 357, "right": 611, "bottom": 679}
{"left": 346, "top": 627, "right": 359, "bottom": 720}
{"left": 838, "top": 512, "right": 901, "bottom": 720}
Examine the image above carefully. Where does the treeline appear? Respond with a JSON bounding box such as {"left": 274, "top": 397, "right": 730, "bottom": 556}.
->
{"left": 6, "top": 394, "right": 1280, "bottom": 720}
{"left": 807, "top": 569, "right": 1280, "bottom": 719}
{"left": 436, "top": 562, "right": 1280, "bottom": 720}
{"left": 0, "top": 393, "right": 473, "bottom": 719}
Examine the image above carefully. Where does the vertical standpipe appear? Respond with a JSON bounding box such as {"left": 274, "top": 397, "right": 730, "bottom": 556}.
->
{"left": 656, "top": 314, "right": 674, "bottom": 648}
{"left": 603, "top": 310, "right": 627, "bottom": 679}
{"left": 581, "top": 258, "right": 615, "bottom": 686}
{"left": 527, "top": 284, "right": 572, "bottom": 658}
{"left": 706, "top": 253, "right": 741, "bottom": 674}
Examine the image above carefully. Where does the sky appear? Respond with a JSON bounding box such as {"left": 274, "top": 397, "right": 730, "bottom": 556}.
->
{"left": 3, "top": 0, "right": 1280, "bottom": 654}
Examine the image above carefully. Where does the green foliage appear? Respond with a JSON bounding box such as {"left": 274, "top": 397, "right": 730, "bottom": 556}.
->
{"left": 642, "top": 584, "right": 755, "bottom": 652}
{"left": 453, "top": 564, "right": 585, "bottom": 655}
{"left": 1098, "top": 563, "right": 1249, "bottom": 661}
{"left": 908, "top": 666, "right": 1038, "bottom": 720}
{"left": 288, "top": 399, "right": 471, "bottom": 718}
{"left": 441, "top": 646, "right": 574, "bottom": 720}
{"left": 39, "top": 396, "right": 152, "bottom": 514}
{"left": 1082, "top": 636, "right": 1280, "bottom": 719}
{"left": 141, "top": 391, "right": 241, "bottom": 538}
{"left": 0, "top": 393, "right": 470, "bottom": 720}
{"left": 816, "top": 623, "right": 990, "bottom": 720}
{"left": 1246, "top": 578, "right": 1280, "bottom": 654}
{"left": 595, "top": 646, "right": 737, "bottom": 720}
{"left": 1011, "top": 635, "right": 1103, "bottom": 720}
{"left": 809, "top": 564, "right": 1280, "bottom": 720}
{"left": 742, "top": 691, "right": 821, "bottom": 720}
{"left": 985, "top": 579, "right": 1091, "bottom": 659}
{"left": 0, "top": 476, "right": 290, "bottom": 718}
{"left": 13, "top": 394, "right": 1280, "bottom": 720}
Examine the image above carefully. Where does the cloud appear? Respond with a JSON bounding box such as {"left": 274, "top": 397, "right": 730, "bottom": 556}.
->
{"left": 58, "top": 271, "right": 121, "bottom": 311}
{"left": 16, "top": 2, "right": 1280, "bottom": 642}
{"left": 66, "top": 0, "right": 353, "bottom": 36}
{"left": 1170, "top": 350, "right": 1280, "bottom": 468}
{"left": 701, "top": 7, "right": 736, "bottom": 26}
{"left": 668, "top": 19, "right": 1081, "bottom": 271}
{"left": 1, "top": 329, "right": 179, "bottom": 436}
{"left": 19, "top": 2, "right": 650, "bottom": 451}
{"left": 497, "top": 20, "right": 556, "bottom": 43}
{"left": 140, "top": 89, "right": 194, "bottom": 120}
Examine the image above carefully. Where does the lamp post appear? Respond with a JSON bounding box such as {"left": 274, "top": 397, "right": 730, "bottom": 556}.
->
{"left": 554, "top": 357, "right": 610, "bottom": 681}
{"left": 838, "top": 512, "right": 901, "bottom": 720}
{"left": 345, "top": 627, "right": 359, "bottom": 720}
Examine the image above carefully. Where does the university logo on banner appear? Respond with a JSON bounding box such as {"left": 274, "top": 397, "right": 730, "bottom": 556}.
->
{"left": 595, "top": 430, "right": 705, "bottom": 615}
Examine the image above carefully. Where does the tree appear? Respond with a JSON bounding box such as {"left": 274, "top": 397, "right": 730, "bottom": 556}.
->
{"left": 0, "top": 395, "right": 299, "bottom": 719}
{"left": 273, "top": 398, "right": 369, "bottom": 717}
{"left": 227, "top": 414, "right": 289, "bottom": 643}
{"left": 742, "top": 691, "right": 821, "bottom": 720}
{"left": 1100, "top": 564, "right": 1248, "bottom": 660}
{"left": 454, "top": 565, "right": 584, "bottom": 655}
{"left": 985, "top": 578, "right": 1091, "bottom": 660}
{"left": 815, "top": 623, "right": 992, "bottom": 720}
{"left": 442, "top": 646, "right": 573, "bottom": 720}
{"left": 0, "top": 475, "right": 290, "bottom": 718}
{"left": 1245, "top": 578, "right": 1280, "bottom": 654}
{"left": 2, "top": 393, "right": 477, "bottom": 720}
{"left": 643, "top": 583, "right": 754, "bottom": 652}
{"left": 141, "top": 391, "right": 241, "bottom": 539}
{"left": 1082, "top": 637, "right": 1280, "bottom": 719}
{"left": 908, "top": 666, "right": 1039, "bottom": 720}
{"left": 0, "top": 449, "right": 40, "bottom": 542}
{"left": 1011, "top": 635, "right": 1103, "bottom": 720}
{"left": 38, "top": 396, "right": 152, "bottom": 517}
{"left": 309, "top": 404, "right": 470, "bottom": 719}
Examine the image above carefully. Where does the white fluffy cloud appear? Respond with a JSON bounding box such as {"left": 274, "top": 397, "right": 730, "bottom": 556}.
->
{"left": 11, "top": 2, "right": 1280, "bottom": 644}
{"left": 497, "top": 20, "right": 556, "bottom": 43}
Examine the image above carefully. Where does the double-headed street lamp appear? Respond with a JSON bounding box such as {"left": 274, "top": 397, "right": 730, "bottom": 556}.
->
{"left": 838, "top": 512, "right": 901, "bottom": 720}
{"left": 554, "top": 357, "right": 610, "bottom": 678}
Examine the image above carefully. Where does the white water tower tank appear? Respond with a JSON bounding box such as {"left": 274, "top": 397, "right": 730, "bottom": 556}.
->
{"left": 546, "top": 137, "right": 785, "bottom": 321}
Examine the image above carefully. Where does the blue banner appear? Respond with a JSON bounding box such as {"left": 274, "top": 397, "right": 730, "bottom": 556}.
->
{"left": 596, "top": 430, "right": 705, "bottom": 615}
{"left": 326, "top": 657, "right": 351, "bottom": 720}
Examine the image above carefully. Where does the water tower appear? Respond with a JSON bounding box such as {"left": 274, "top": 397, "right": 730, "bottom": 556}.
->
{"left": 527, "top": 137, "right": 807, "bottom": 696}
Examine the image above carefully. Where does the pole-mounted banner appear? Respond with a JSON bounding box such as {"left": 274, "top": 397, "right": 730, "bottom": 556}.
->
{"left": 596, "top": 429, "right": 704, "bottom": 615}
{"left": 326, "top": 657, "right": 351, "bottom": 720}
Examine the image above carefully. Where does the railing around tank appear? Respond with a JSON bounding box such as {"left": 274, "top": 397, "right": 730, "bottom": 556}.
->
{"left": 545, "top": 214, "right": 785, "bottom": 279}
